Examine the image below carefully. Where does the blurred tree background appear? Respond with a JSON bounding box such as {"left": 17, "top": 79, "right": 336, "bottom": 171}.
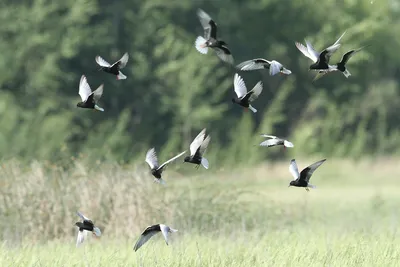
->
{"left": 0, "top": 0, "right": 398, "bottom": 166}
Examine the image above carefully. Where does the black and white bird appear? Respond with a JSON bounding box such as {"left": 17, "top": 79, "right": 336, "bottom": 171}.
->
{"left": 259, "top": 134, "right": 294, "bottom": 150}
{"left": 195, "top": 9, "right": 234, "bottom": 64}
{"left": 295, "top": 31, "right": 346, "bottom": 71}
{"left": 76, "top": 75, "right": 104, "bottom": 111}
{"left": 75, "top": 211, "right": 101, "bottom": 247}
{"left": 288, "top": 159, "right": 326, "bottom": 191}
{"left": 145, "top": 148, "right": 186, "bottom": 184}
{"left": 184, "top": 128, "right": 211, "bottom": 169}
{"left": 134, "top": 224, "right": 178, "bottom": 252}
{"left": 95, "top": 52, "right": 129, "bottom": 80}
{"left": 236, "top": 58, "right": 292, "bottom": 76}
{"left": 231, "top": 73, "right": 263, "bottom": 113}
{"left": 313, "top": 46, "right": 366, "bottom": 81}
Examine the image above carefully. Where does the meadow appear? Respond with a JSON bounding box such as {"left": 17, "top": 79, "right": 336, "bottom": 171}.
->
{"left": 0, "top": 158, "right": 399, "bottom": 266}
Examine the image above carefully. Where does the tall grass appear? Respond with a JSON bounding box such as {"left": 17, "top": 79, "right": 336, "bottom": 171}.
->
{"left": 1, "top": 157, "right": 400, "bottom": 266}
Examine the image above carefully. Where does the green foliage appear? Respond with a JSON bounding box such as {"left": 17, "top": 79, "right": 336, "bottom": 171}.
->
{"left": 0, "top": 0, "right": 398, "bottom": 163}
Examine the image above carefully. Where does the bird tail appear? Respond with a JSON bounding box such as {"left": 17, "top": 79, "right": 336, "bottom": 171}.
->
{"left": 284, "top": 140, "right": 294, "bottom": 148}
{"left": 308, "top": 184, "right": 316, "bottom": 189}
{"left": 248, "top": 105, "right": 257, "bottom": 113}
{"left": 93, "top": 227, "right": 102, "bottom": 237}
{"left": 201, "top": 157, "right": 209, "bottom": 169}
{"left": 154, "top": 178, "right": 166, "bottom": 185}
{"left": 195, "top": 36, "right": 209, "bottom": 54}
{"left": 117, "top": 71, "right": 127, "bottom": 80}
{"left": 94, "top": 105, "right": 104, "bottom": 112}
{"left": 342, "top": 69, "right": 351, "bottom": 78}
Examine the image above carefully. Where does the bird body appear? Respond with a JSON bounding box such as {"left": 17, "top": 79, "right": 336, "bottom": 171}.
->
{"left": 288, "top": 159, "right": 326, "bottom": 191}
{"left": 195, "top": 9, "right": 234, "bottom": 64}
{"left": 134, "top": 224, "right": 178, "bottom": 252}
{"left": 184, "top": 128, "right": 211, "bottom": 169}
{"left": 96, "top": 52, "right": 129, "bottom": 80}
{"left": 232, "top": 73, "right": 263, "bottom": 113}
{"left": 75, "top": 211, "right": 101, "bottom": 247}
{"left": 145, "top": 148, "right": 186, "bottom": 183}
{"left": 236, "top": 58, "right": 292, "bottom": 76}
{"left": 76, "top": 75, "right": 104, "bottom": 111}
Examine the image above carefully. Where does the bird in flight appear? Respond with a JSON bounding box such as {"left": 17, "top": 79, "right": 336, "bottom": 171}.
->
{"left": 145, "top": 148, "right": 186, "bottom": 184}
{"left": 95, "top": 52, "right": 129, "bottom": 80}
{"left": 134, "top": 224, "right": 178, "bottom": 252}
{"left": 288, "top": 159, "right": 326, "bottom": 191}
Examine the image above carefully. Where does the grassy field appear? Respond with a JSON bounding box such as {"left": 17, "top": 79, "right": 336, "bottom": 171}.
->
{"left": 1, "top": 158, "right": 400, "bottom": 266}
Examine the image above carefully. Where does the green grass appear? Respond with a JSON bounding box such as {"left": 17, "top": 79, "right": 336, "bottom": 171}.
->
{"left": 1, "top": 158, "right": 400, "bottom": 266}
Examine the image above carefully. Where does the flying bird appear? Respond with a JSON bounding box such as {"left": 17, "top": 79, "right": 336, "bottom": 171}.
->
{"left": 134, "top": 224, "right": 178, "bottom": 252}
{"left": 145, "top": 148, "right": 186, "bottom": 184}
{"left": 236, "top": 58, "right": 292, "bottom": 76}
{"left": 184, "top": 128, "right": 211, "bottom": 169}
{"left": 232, "top": 73, "right": 263, "bottom": 113}
{"left": 95, "top": 52, "right": 129, "bottom": 80}
{"left": 75, "top": 211, "right": 101, "bottom": 247}
{"left": 288, "top": 159, "right": 326, "bottom": 191}
{"left": 195, "top": 9, "right": 234, "bottom": 64}
{"left": 259, "top": 134, "right": 294, "bottom": 150}
{"left": 313, "top": 46, "right": 367, "bottom": 81}
{"left": 76, "top": 75, "right": 104, "bottom": 111}
{"left": 295, "top": 31, "right": 346, "bottom": 71}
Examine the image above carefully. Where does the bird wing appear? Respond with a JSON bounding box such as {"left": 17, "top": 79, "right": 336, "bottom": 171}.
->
{"left": 233, "top": 73, "right": 248, "bottom": 98}
{"left": 247, "top": 81, "right": 263, "bottom": 102}
{"left": 92, "top": 84, "right": 104, "bottom": 103}
{"left": 76, "top": 230, "right": 87, "bottom": 247}
{"left": 145, "top": 148, "right": 159, "bottom": 169}
{"left": 214, "top": 46, "right": 234, "bottom": 64}
{"left": 116, "top": 52, "right": 129, "bottom": 69}
{"left": 339, "top": 50, "right": 356, "bottom": 65}
{"left": 236, "top": 58, "right": 270, "bottom": 71}
{"left": 330, "top": 31, "right": 346, "bottom": 48}
{"left": 312, "top": 71, "right": 329, "bottom": 82}
{"left": 299, "top": 159, "right": 326, "bottom": 183}
{"left": 78, "top": 75, "right": 92, "bottom": 102}
{"left": 199, "top": 135, "right": 211, "bottom": 156}
{"left": 95, "top": 55, "right": 111, "bottom": 67}
{"left": 260, "top": 134, "right": 277, "bottom": 139}
{"left": 295, "top": 42, "right": 318, "bottom": 63}
{"left": 289, "top": 159, "right": 300, "bottom": 179}
{"left": 339, "top": 46, "right": 367, "bottom": 65}
{"left": 190, "top": 129, "right": 206, "bottom": 156}
{"left": 305, "top": 40, "right": 321, "bottom": 62}
{"left": 197, "top": 9, "right": 217, "bottom": 39}
{"left": 160, "top": 224, "right": 170, "bottom": 245}
{"left": 77, "top": 211, "right": 91, "bottom": 222}
{"left": 158, "top": 150, "right": 187, "bottom": 170}
{"left": 321, "top": 32, "right": 346, "bottom": 62}
{"left": 134, "top": 225, "right": 160, "bottom": 252}
{"left": 259, "top": 138, "right": 283, "bottom": 147}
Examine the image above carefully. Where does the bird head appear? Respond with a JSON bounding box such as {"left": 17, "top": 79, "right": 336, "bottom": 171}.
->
{"left": 183, "top": 156, "right": 190, "bottom": 162}
{"left": 76, "top": 102, "right": 84, "bottom": 108}
{"left": 231, "top": 98, "right": 237, "bottom": 103}
{"left": 288, "top": 181, "right": 296, "bottom": 187}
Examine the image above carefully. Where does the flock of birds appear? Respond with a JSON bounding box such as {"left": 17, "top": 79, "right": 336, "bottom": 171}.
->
{"left": 74, "top": 8, "right": 365, "bottom": 251}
